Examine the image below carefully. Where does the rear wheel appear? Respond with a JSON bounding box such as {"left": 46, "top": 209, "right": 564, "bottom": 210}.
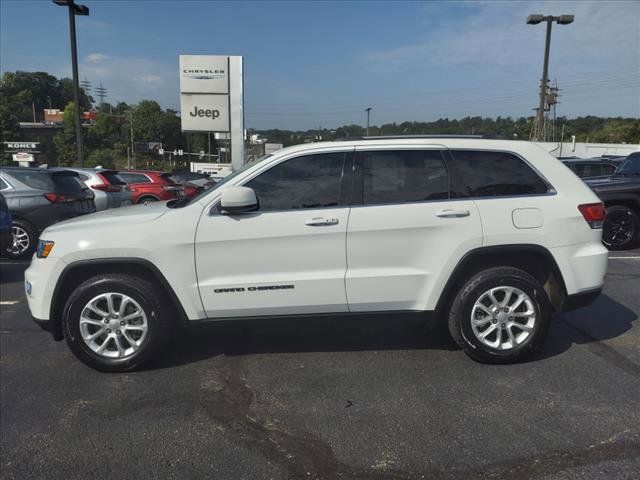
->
{"left": 602, "top": 205, "right": 639, "bottom": 250}
{"left": 62, "top": 274, "right": 171, "bottom": 372}
{"left": 5, "top": 220, "right": 37, "bottom": 259}
{"left": 448, "top": 267, "right": 551, "bottom": 364}
{"left": 137, "top": 196, "right": 159, "bottom": 204}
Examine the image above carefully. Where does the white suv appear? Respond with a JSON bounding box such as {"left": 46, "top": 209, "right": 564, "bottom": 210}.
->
{"left": 25, "top": 138, "right": 608, "bottom": 371}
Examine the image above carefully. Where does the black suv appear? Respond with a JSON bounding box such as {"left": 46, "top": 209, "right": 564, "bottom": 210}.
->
{"left": 0, "top": 167, "right": 96, "bottom": 258}
{"left": 586, "top": 152, "right": 640, "bottom": 250}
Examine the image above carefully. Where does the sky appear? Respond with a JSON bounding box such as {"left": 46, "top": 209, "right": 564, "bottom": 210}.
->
{"left": 1, "top": 0, "right": 639, "bottom": 130}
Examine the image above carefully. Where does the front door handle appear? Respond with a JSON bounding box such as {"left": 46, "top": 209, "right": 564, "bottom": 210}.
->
{"left": 436, "top": 209, "right": 470, "bottom": 218}
{"left": 305, "top": 217, "right": 339, "bottom": 226}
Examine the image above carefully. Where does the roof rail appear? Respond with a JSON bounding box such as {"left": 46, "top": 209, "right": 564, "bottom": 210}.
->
{"left": 359, "top": 134, "right": 485, "bottom": 140}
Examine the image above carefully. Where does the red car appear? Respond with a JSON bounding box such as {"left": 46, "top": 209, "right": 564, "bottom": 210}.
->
{"left": 117, "top": 170, "right": 183, "bottom": 204}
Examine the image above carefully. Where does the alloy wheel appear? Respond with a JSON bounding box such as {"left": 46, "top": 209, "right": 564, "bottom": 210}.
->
{"left": 79, "top": 293, "right": 149, "bottom": 359}
{"left": 8, "top": 226, "right": 29, "bottom": 255}
{"left": 470, "top": 286, "right": 536, "bottom": 350}
{"left": 603, "top": 211, "right": 633, "bottom": 247}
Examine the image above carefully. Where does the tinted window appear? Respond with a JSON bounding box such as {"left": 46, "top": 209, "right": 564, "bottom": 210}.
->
{"left": 0, "top": 177, "right": 9, "bottom": 190}
{"left": 245, "top": 152, "right": 346, "bottom": 211}
{"left": 6, "top": 170, "right": 53, "bottom": 190}
{"left": 51, "top": 174, "right": 87, "bottom": 193}
{"left": 450, "top": 150, "right": 549, "bottom": 197}
{"left": 78, "top": 173, "right": 91, "bottom": 181}
{"left": 119, "top": 173, "right": 151, "bottom": 184}
{"left": 602, "top": 164, "right": 617, "bottom": 175}
{"left": 617, "top": 154, "right": 640, "bottom": 175}
{"left": 355, "top": 150, "right": 449, "bottom": 205}
{"left": 100, "top": 171, "right": 127, "bottom": 185}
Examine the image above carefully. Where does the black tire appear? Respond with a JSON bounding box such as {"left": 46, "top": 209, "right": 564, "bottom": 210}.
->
{"left": 4, "top": 219, "right": 37, "bottom": 259}
{"left": 448, "top": 267, "right": 551, "bottom": 364}
{"left": 602, "top": 205, "right": 639, "bottom": 251}
{"left": 137, "top": 196, "right": 159, "bottom": 204}
{"left": 62, "top": 274, "right": 172, "bottom": 372}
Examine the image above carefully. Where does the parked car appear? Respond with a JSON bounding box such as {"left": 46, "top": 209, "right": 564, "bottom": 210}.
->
{"left": 0, "top": 193, "right": 12, "bottom": 253}
{"left": 585, "top": 152, "right": 640, "bottom": 250}
{"left": 58, "top": 168, "right": 132, "bottom": 211}
{"left": 117, "top": 170, "right": 183, "bottom": 204}
{"left": 25, "top": 138, "right": 608, "bottom": 372}
{"left": 0, "top": 167, "right": 95, "bottom": 258}
{"left": 562, "top": 157, "right": 624, "bottom": 178}
{"left": 168, "top": 171, "right": 217, "bottom": 198}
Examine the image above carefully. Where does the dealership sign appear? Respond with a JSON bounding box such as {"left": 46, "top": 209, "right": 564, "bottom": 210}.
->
{"left": 180, "top": 94, "right": 230, "bottom": 131}
{"left": 180, "top": 55, "right": 229, "bottom": 94}
{"left": 179, "top": 54, "right": 243, "bottom": 171}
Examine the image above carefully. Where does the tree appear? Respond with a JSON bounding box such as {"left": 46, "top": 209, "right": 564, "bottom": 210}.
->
{"left": 53, "top": 103, "right": 79, "bottom": 166}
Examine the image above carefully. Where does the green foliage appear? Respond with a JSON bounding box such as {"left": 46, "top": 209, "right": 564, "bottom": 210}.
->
{"left": 53, "top": 102, "right": 79, "bottom": 166}
{"left": 1, "top": 71, "right": 92, "bottom": 122}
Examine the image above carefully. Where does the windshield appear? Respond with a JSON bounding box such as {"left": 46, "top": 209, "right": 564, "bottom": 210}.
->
{"left": 615, "top": 153, "right": 640, "bottom": 175}
{"left": 167, "top": 154, "right": 273, "bottom": 208}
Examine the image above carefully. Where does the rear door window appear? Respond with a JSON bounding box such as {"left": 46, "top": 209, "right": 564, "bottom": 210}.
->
{"left": 120, "top": 173, "right": 151, "bottom": 184}
{"left": 6, "top": 170, "right": 54, "bottom": 190}
{"left": 354, "top": 150, "right": 449, "bottom": 205}
{"left": 449, "top": 150, "right": 550, "bottom": 197}
{"left": 100, "top": 171, "right": 127, "bottom": 185}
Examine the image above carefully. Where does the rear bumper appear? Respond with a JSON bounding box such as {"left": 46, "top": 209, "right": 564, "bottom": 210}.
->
{"left": 562, "top": 287, "right": 602, "bottom": 312}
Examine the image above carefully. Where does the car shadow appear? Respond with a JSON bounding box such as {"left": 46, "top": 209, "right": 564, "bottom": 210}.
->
{"left": 0, "top": 261, "right": 28, "bottom": 285}
{"left": 149, "top": 293, "right": 637, "bottom": 370}
{"left": 534, "top": 293, "right": 638, "bottom": 361}
{"left": 149, "top": 312, "right": 457, "bottom": 370}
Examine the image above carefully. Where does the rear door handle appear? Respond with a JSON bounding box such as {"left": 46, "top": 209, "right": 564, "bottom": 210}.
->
{"left": 436, "top": 209, "right": 470, "bottom": 218}
{"left": 305, "top": 217, "right": 339, "bottom": 226}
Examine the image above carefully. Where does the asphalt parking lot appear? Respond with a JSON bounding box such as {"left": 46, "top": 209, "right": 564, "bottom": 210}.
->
{"left": 1, "top": 252, "right": 639, "bottom": 480}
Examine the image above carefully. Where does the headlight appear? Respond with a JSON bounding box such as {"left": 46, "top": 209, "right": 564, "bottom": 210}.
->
{"left": 36, "top": 240, "right": 55, "bottom": 258}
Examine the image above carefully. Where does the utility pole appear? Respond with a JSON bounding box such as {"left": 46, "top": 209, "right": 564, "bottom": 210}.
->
{"left": 527, "top": 14, "right": 573, "bottom": 142}
{"left": 365, "top": 107, "right": 372, "bottom": 136}
{"left": 129, "top": 110, "right": 135, "bottom": 169}
{"left": 53, "top": 0, "right": 89, "bottom": 166}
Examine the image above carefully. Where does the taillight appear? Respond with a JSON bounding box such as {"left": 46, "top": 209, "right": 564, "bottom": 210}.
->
{"left": 91, "top": 184, "right": 122, "bottom": 193}
{"left": 578, "top": 203, "right": 606, "bottom": 229}
{"left": 44, "top": 193, "right": 69, "bottom": 203}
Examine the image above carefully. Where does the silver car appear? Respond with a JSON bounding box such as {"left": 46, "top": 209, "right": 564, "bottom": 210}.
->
{"left": 60, "top": 168, "right": 132, "bottom": 211}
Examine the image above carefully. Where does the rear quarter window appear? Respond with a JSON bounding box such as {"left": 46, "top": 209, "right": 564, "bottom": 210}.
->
{"left": 449, "top": 150, "right": 550, "bottom": 197}
{"left": 51, "top": 174, "right": 87, "bottom": 193}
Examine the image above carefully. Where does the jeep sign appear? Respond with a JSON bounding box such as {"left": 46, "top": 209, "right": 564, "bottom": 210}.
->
{"left": 180, "top": 93, "right": 230, "bottom": 132}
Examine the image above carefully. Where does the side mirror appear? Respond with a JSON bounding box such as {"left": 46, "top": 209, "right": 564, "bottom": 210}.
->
{"left": 218, "top": 186, "right": 258, "bottom": 214}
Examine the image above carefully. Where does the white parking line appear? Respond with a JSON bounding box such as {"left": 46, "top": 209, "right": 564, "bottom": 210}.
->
{"left": 609, "top": 256, "right": 640, "bottom": 260}
{"left": 0, "top": 300, "right": 20, "bottom": 305}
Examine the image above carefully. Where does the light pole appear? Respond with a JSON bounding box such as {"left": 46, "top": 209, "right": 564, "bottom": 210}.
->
{"left": 365, "top": 107, "right": 372, "bottom": 136}
{"left": 527, "top": 14, "right": 574, "bottom": 142}
{"left": 53, "top": 0, "right": 89, "bottom": 167}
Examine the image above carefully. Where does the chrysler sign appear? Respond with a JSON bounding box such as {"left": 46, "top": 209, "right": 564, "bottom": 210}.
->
{"left": 180, "top": 55, "right": 229, "bottom": 94}
{"left": 180, "top": 94, "right": 229, "bottom": 132}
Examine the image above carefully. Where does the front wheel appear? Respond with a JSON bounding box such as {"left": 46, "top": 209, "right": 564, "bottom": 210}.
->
{"left": 62, "top": 274, "right": 171, "bottom": 372}
{"left": 448, "top": 267, "right": 551, "bottom": 364}
{"left": 602, "top": 205, "right": 639, "bottom": 251}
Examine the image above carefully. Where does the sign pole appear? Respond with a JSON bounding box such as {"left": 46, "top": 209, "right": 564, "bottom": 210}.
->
{"left": 229, "top": 56, "right": 244, "bottom": 172}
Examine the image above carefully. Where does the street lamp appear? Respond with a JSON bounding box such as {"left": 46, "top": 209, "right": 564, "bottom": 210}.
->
{"left": 365, "top": 107, "right": 372, "bottom": 136}
{"left": 527, "top": 14, "right": 574, "bottom": 142}
{"left": 53, "top": 0, "right": 89, "bottom": 167}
